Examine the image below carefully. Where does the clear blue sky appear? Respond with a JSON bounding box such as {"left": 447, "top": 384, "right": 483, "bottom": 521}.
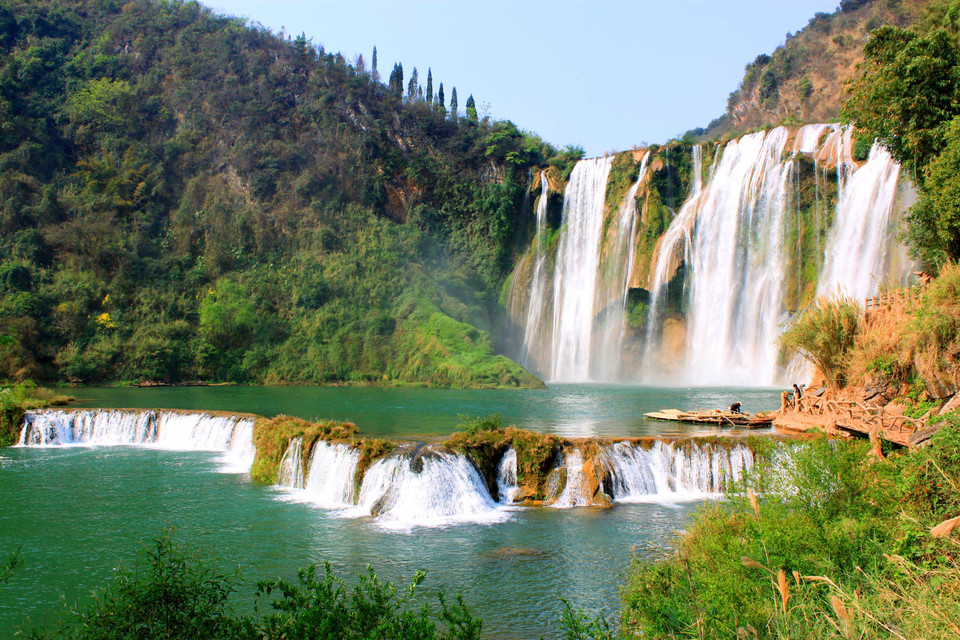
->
{"left": 207, "top": 0, "right": 839, "bottom": 157}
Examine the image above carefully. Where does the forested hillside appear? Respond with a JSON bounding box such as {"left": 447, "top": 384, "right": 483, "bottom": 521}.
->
{"left": 0, "top": 0, "right": 559, "bottom": 386}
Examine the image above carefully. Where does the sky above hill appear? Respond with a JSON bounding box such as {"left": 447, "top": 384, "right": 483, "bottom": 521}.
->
{"left": 209, "top": 0, "right": 839, "bottom": 157}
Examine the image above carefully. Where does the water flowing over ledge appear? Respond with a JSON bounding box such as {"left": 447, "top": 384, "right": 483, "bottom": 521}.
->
{"left": 17, "top": 409, "right": 255, "bottom": 472}
{"left": 16, "top": 408, "right": 760, "bottom": 529}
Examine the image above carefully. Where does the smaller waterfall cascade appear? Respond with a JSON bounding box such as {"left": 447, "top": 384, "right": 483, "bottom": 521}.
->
{"left": 496, "top": 448, "right": 520, "bottom": 504}
{"left": 18, "top": 409, "right": 256, "bottom": 471}
{"left": 643, "top": 146, "right": 704, "bottom": 375}
{"left": 818, "top": 142, "right": 904, "bottom": 299}
{"left": 594, "top": 153, "right": 651, "bottom": 379}
{"left": 551, "top": 449, "right": 590, "bottom": 508}
{"left": 550, "top": 156, "right": 615, "bottom": 381}
{"left": 352, "top": 448, "right": 508, "bottom": 528}
{"left": 520, "top": 172, "right": 551, "bottom": 371}
{"left": 599, "top": 441, "right": 753, "bottom": 501}
{"left": 302, "top": 441, "right": 360, "bottom": 508}
{"left": 277, "top": 437, "right": 305, "bottom": 488}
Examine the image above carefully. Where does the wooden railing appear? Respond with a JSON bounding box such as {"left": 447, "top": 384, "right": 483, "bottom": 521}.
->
{"left": 783, "top": 392, "right": 930, "bottom": 446}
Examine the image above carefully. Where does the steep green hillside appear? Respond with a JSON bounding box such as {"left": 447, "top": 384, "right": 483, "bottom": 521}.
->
{"left": 0, "top": 0, "right": 552, "bottom": 387}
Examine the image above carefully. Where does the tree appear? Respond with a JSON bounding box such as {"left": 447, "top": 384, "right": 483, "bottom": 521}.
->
{"left": 407, "top": 67, "right": 419, "bottom": 100}
{"left": 388, "top": 62, "right": 404, "bottom": 100}
{"left": 842, "top": 26, "right": 960, "bottom": 180}
{"left": 426, "top": 68, "right": 433, "bottom": 105}
{"left": 371, "top": 46, "right": 378, "bottom": 83}
{"left": 904, "top": 116, "right": 960, "bottom": 267}
{"left": 466, "top": 94, "right": 478, "bottom": 121}
{"left": 355, "top": 53, "right": 365, "bottom": 75}
{"left": 450, "top": 87, "right": 458, "bottom": 120}
{"left": 437, "top": 82, "right": 445, "bottom": 114}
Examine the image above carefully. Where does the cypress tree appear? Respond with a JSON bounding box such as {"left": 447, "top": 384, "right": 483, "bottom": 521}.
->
{"left": 389, "top": 62, "right": 403, "bottom": 100}
{"left": 426, "top": 68, "right": 433, "bottom": 105}
{"left": 466, "top": 94, "right": 478, "bottom": 121}
{"left": 372, "top": 46, "right": 379, "bottom": 83}
{"left": 450, "top": 87, "right": 458, "bottom": 119}
{"left": 437, "top": 82, "right": 445, "bottom": 114}
{"left": 407, "top": 67, "right": 419, "bottom": 100}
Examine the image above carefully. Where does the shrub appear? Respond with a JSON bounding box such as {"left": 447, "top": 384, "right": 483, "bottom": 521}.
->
{"left": 779, "top": 295, "right": 861, "bottom": 388}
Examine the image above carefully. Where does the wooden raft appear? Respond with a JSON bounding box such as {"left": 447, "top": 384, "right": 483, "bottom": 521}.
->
{"left": 644, "top": 409, "right": 774, "bottom": 428}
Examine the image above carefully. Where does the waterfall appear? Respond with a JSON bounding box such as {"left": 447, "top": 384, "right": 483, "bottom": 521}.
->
{"left": 519, "top": 171, "right": 551, "bottom": 372}
{"left": 277, "top": 437, "right": 305, "bottom": 488}
{"left": 302, "top": 441, "right": 360, "bottom": 508}
{"left": 550, "top": 449, "right": 590, "bottom": 508}
{"left": 818, "top": 142, "right": 904, "bottom": 299}
{"left": 351, "top": 447, "right": 508, "bottom": 529}
{"left": 496, "top": 447, "right": 520, "bottom": 504}
{"left": 17, "top": 409, "right": 256, "bottom": 472}
{"left": 594, "top": 153, "right": 651, "bottom": 380}
{"left": 683, "top": 127, "right": 794, "bottom": 385}
{"left": 598, "top": 440, "right": 753, "bottom": 501}
{"left": 549, "top": 156, "right": 615, "bottom": 381}
{"left": 643, "top": 146, "right": 704, "bottom": 376}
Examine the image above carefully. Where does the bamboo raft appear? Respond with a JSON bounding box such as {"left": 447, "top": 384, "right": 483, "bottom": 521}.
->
{"left": 644, "top": 408, "right": 775, "bottom": 428}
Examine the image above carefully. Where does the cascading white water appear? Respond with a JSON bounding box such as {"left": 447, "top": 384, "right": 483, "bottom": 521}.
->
{"left": 551, "top": 449, "right": 590, "bottom": 508}
{"left": 277, "top": 437, "right": 305, "bottom": 488}
{"left": 496, "top": 447, "right": 520, "bottom": 504}
{"left": 519, "top": 172, "right": 551, "bottom": 372}
{"left": 642, "top": 146, "right": 704, "bottom": 376}
{"left": 818, "top": 142, "right": 903, "bottom": 299}
{"left": 351, "top": 447, "right": 508, "bottom": 529}
{"left": 17, "top": 409, "right": 256, "bottom": 471}
{"left": 594, "top": 153, "right": 651, "bottom": 380}
{"left": 550, "top": 156, "right": 615, "bottom": 381}
{"left": 598, "top": 440, "right": 753, "bottom": 501}
{"left": 683, "top": 127, "right": 794, "bottom": 385}
{"left": 302, "top": 441, "right": 360, "bottom": 508}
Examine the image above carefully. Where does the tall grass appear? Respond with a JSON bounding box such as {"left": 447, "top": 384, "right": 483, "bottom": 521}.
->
{"left": 779, "top": 295, "right": 861, "bottom": 388}
{"left": 620, "top": 422, "right": 960, "bottom": 639}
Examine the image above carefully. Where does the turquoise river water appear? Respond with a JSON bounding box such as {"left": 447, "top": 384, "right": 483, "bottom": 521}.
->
{"left": 0, "top": 384, "right": 783, "bottom": 638}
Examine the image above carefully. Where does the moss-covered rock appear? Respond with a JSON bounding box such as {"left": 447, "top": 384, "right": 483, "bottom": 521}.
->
{"left": 251, "top": 415, "right": 359, "bottom": 484}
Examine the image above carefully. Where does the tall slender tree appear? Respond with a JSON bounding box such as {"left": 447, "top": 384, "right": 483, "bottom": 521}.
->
{"left": 466, "top": 94, "right": 478, "bottom": 121}
{"left": 436, "top": 82, "right": 445, "bottom": 114}
{"left": 371, "top": 46, "right": 379, "bottom": 83}
{"left": 426, "top": 68, "right": 433, "bottom": 105}
{"left": 407, "top": 67, "right": 419, "bottom": 100}
{"left": 450, "top": 87, "right": 458, "bottom": 120}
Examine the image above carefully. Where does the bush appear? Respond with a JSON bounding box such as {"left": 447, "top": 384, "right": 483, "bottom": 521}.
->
{"left": 29, "top": 532, "right": 483, "bottom": 640}
{"left": 779, "top": 296, "right": 861, "bottom": 388}
{"left": 30, "top": 532, "right": 251, "bottom": 640}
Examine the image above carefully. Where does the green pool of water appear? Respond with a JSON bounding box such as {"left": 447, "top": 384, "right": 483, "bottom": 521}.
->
{"left": 1, "top": 384, "right": 784, "bottom": 637}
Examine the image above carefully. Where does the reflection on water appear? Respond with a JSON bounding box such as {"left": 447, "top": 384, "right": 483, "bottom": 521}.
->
{"left": 63, "top": 383, "right": 784, "bottom": 439}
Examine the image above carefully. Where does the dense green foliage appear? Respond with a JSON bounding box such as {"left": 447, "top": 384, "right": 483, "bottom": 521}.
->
{"left": 621, "top": 423, "right": 960, "bottom": 638}
{"left": 0, "top": 0, "right": 557, "bottom": 387}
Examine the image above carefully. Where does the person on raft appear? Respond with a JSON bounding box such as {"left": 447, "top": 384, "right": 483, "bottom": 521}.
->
{"left": 793, "top": 383, "right": 802, "bottom": 399}
{"left": 729, "top": 401, "right": 743, "bottom": 414}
